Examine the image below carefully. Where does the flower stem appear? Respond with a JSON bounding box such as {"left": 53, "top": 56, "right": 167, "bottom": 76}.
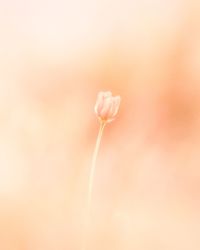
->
{"left": 81, "top": 121, "right": 106, "bottom": 250}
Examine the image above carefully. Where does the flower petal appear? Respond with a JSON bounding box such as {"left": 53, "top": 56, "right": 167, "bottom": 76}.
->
{"left": 111, "top": 96, "right": 121, "bottom": 117}
{"left": 94, "top": 92, "right": 104, "bottom": 115}
{"left": 100, "top": 96, "right": 112, "bottom": 119}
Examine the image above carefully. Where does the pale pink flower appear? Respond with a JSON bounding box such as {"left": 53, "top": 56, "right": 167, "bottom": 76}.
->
{"left": 94, "top": 91, "right": 121, "bottom": 123}
{"left": 81, "top": 91, "right": 121, "bottom": 250}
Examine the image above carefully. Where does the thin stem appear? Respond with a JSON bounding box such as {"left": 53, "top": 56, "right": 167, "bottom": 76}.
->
{"left": 88, "top": 121, "right": 105, "bottom": 212}
{"left": 81, "top": 121, "right": 106, "bottom": 250}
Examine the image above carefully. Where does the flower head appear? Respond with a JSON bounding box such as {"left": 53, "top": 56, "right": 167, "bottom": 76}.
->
{"left": 94, "top": 91, "right": 121, "bottom": 123}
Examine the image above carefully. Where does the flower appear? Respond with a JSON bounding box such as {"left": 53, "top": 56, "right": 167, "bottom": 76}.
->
{"left": 94, "top": 91, "right": 121, "bottom": 123}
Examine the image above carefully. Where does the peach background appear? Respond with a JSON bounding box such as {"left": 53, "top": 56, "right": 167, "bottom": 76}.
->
{"left": 1, "top": 0, "right": 200, "bottom": 249}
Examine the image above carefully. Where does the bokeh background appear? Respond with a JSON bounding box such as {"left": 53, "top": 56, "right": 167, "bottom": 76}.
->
{"left": 1, "top": 0, "right": 200, "bottom": 249}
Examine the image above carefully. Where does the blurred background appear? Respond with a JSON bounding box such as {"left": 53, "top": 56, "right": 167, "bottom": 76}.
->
{"left": 1, "top": 0, "right": 200, "bottom": 249}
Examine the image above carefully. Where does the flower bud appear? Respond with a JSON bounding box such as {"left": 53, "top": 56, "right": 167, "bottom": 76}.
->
{"left": 94, "top": 91, "right": 121, "bottom": 123}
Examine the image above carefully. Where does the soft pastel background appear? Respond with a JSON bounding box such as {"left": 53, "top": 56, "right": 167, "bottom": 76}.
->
{"left": 1, "top": 0, "right": 200, "bottom": 249}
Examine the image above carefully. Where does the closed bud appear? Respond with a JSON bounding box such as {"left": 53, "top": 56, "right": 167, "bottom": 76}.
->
{"left": 94, "top": 91, "right": 121, "bottom": 123}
